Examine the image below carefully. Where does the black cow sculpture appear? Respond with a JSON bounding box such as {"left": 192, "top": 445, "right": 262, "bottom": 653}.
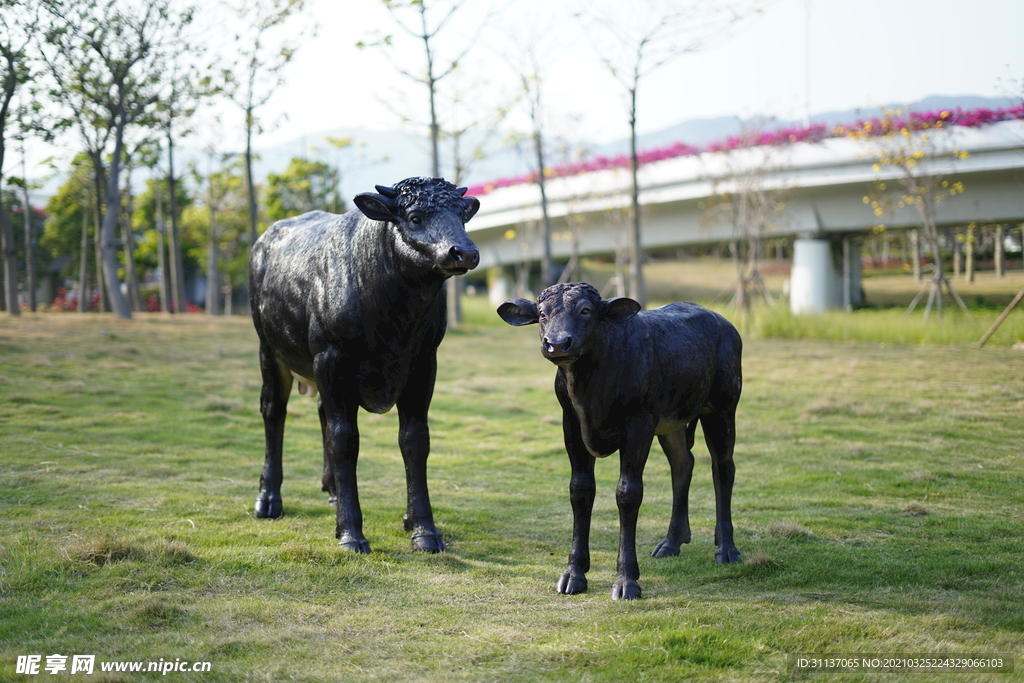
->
{"left": 249, "top": 177, "right": 480, "bottom": 552}
{"left": 498, "top": 283, "right": 743, "bottom": 599}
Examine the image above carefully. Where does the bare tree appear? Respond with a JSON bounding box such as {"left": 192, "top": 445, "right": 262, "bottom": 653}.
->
{"left": 362, "top": 0, "right": 488, "bottom": 178}
{"left": 576, "top": 0, "right": 761, "bottom": 307}
{"left": 222, "top": 0, "right": 308, "bottom": 255}
{"left": 361, "top": 1, "right": 490, "bottom": 328}
{"left": 701, "top": 123, "right": 789, "bottom": 331}
{"left": 495, "top": 15, "right": 567, "bottom": 289}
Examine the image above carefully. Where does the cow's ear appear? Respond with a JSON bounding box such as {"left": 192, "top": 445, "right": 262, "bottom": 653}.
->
{"left": 497, "top": 298, "right": 539, "bottom": 326}
{"left": 600, "top": 297, "right": 641, "bottom": 323}
{"left": 354, "top": 192, "right": 399, "bottom": 223}
{"left": 462, "top": 196, "right": 480, "bottom": 222}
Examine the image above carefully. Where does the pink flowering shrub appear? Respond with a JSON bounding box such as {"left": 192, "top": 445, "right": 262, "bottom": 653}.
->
{"left": 466, "top": 105, "right": 1024, "bottom": 196}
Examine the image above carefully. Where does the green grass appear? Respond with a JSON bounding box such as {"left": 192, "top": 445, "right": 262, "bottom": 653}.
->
{"left": 2, "top": 311, "right": 1023, "bottom": 682}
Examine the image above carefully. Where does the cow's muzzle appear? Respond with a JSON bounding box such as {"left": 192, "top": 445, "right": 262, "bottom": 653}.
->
{"left": 437, "top": 244, "right": 480, "bottom": 275}
{"left": 542, "top": 335, "right": 577, "bottom": 365}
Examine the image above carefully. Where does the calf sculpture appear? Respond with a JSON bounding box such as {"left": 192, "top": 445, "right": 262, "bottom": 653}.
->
{"left": 498, "top": 283, "right": 743, "bottom": 599}
{"left": 249, "top": 177, "right": 480, "bottom": 552}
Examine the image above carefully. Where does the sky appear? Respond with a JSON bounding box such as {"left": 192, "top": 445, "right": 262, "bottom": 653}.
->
{"left": 16, "top": 0, "right": 1024, "bottom": 195}
{"left": 244, "top": 0, "right": 1024, "bottom": 151}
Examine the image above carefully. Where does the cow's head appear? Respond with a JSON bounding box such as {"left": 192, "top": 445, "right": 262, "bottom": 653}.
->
{"left": 353, "top": 177, "right": 480, "bottom": 278}
{"left": 497, "top": 283, "right": 641, "bottom": 366}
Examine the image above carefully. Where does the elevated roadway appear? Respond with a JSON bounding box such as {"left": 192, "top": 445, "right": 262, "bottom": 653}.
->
{"left": 467, "top": 121, "right": 1024, "bottom": 271}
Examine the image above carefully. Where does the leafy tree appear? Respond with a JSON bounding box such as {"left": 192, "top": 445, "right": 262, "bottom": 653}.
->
{"left": 39, "top": 0, "right": 196, "bottom": 318}
{"left": 41, "top": 153, "right": 94, "bottom": 304}
{"left": 131, "top": 175, "right": 194, "bottom": 277}
{"left": 183, "top": 155, "right": 248, "bottom": 314}
{"left": 263, "top": 156, "right": 342, "bottom": 222}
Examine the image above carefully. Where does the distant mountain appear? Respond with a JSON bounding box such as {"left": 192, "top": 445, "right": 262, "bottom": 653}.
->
{"left": 262, "top": 94, "right": 1016, "bottom": 202}
{"left": 32, "top": 94, "right": 1018, "bottom": 204}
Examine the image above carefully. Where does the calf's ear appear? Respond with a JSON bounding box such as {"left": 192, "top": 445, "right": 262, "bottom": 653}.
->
{"left": 496, "top": 298, "right": 539, "bottom": 326}
{"left": 353, "top": 192, "right": 399, "bottom": 223}
{"left": 600, "top": 297, "right": 641, "bottom": 323}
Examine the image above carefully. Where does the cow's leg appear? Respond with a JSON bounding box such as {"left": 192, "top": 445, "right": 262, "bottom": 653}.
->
{"left": 315, "top": 348, "right": 369, "bottom": 553}
{"left": 557, "top": 395, "right": 595, "bottom": 596}
{"left": 255, "top": 346, "right": 293, "bottom": 519}
{"left": 652, "top": 418, "right": 698, "bottom": 558}
{"left": 397, "top": 354, "right": 445, "bottom": 553}
{"left": 319, "top": 397, "right": 337, "bottom": 505}
{"left": 612, "top": 416, "right": 655, "bottom": 600}
{"left": 701, "top": 410, "right": 742, "bottom": 564}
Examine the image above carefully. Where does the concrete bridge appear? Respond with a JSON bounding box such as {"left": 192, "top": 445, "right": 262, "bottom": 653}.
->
{"left": 467, "top": 120, "right": 1024, "bottom": 310}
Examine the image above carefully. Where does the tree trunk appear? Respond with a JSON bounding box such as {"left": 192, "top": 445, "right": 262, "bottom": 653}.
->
{"left": 245, "top": 108, "right": 258, "bottom": 253}
{"left": 120, "top": 173, "right": 143, "bottom": 312}
{"left": 206, "top": 207, "right": 219, "bottom": 316}
{"left": 911, "top": 229, "right": 921, "bottom": 282}
{"left": 627, "top": 86, "right": 645, "bottom": 307}
{"left": 965, "top": 224, "right": 975, "bottom": 283}
{"left": 91, "top": 158, "right": 109, "bottom": 313}
{"left": 534, "top": 127, "right": 553, "bottom": 289}
{"left": 23, "top": 166, "right": 36, "bottom": 312}
{"left": 155, "top": 182, "right": 169, "bottom": 313}
{"left": 79, "top": 196, "right": 89, "bottom": 313}
{"left": 100, "top": 127, "right": 132, "bottom": 319}
{"left": 167, "top": 130, "right": 187, "bottom": 313}
{"left": 0, "top": 200, "right": 18, "bottom": 315}
{"left": 995, "top": 225, "right": 1004, "bottom": 277}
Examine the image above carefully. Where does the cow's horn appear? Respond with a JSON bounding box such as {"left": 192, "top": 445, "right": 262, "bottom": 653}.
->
{"left": 456, "top": 186, "right": 469, "bottom": 196}
{"left": 374, "top": 184, "right": 399, "bottom": 198}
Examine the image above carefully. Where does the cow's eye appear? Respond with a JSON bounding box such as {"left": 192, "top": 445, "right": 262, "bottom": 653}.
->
{"left": 410, "top": 215, "right": 423, "bottom": 225}
{"left": 580, "top": 307, "right": 591, "bottom": 316}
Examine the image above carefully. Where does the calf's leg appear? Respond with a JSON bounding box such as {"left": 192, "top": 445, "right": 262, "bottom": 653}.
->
{"left": 557, "top": 383, "right": 594, "bottom": 595}
{"left": 255, "top": 347, "right": 293, "bottom": 519}
{"left": 652, "top": 419, "right": 698, "bottom": 557}
{"left": 316, "top": 348, "right": 370, "bottom": 553}
{"left": 397, "top": 356, "right": 445, "bottom": 553}
{"left": 701, "top": 411, "right": 742, "bottom": 564}
{"left": 612, "top": 417, "right": 655, "bottom": 601}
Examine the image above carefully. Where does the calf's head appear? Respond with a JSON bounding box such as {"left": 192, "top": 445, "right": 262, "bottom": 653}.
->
{"left": 497, "top": 283, "right": 641, "bottom": 366}
{"left": 354, "top": 177, "right": 481, "bottom": 277}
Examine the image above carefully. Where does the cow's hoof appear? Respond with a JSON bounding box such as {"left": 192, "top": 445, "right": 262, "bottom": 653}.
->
{"left": 651, "top": 540, "right": 680, "bottom": 558}
{"left": 338, "top": 538, "right": 372, "bottom": 554}
{"left": 611, "top": 578, "right": 642, "bottom": 601}
{"left": 557, "top": 571, "right": 588, "bottom": 595}
{"left": 715, "top": 545, "right": 742, "bottom": 564}
{"left": 326, "top": 495, "right": 337, "bottom": 506}
{"left": 411, "top": 530, "right": 446, "bottom": 553}
{"left": 254, "top": 492, "right": 283, "bottom": 519}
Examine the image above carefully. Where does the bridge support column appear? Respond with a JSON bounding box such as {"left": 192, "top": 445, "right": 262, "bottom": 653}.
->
{"left": 791, "top": 239, "right": 835, "bottom": 314}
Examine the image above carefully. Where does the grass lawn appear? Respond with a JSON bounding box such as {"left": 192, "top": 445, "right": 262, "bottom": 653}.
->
{"left": 1, "top": 305, "right": 1023, "bottom": 682}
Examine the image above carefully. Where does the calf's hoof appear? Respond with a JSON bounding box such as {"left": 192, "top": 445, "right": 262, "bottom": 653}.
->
{"left": 715, "top": 545, "right": 742, "bottom": 564}
{"left": 411, "top": 530, "right": 446, "bottom": 553}
{"left": 254, "top": 491, "right": 283, "bottom": 519}
{"left": 611, "top": 578, "right": 642, "bottom": 601}
{"left": 338, "top": 538, "right": 372, "bottom": 554}
{"left": 651, "top": 539, "right": 681, "bottom": 558}
{"left": 557, "top": 571, "right": 588, "bottom": 595}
